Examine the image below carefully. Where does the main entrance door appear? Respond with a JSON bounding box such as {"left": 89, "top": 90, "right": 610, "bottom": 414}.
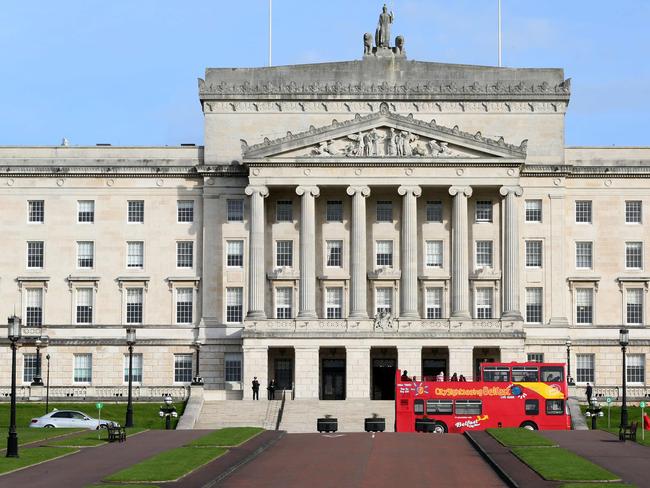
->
{"left": 321, "top": 359, "right": 346, "bottom": 400}
{"left": 274, "top": 358, "right": 293, "bottom": 390}
{"left": 372, "top": 358, "right": 396, "bottom": 400}
{"left": 422, "top": 358, "right": 447, "bottom": 380}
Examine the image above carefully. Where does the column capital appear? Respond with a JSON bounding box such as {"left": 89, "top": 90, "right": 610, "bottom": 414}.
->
{"left": 397, "top": 185, "right": 422, "bottom": 197}
{"left": 448, "top": 186, "right": 473, "bottom": 197}
{"left": 296, "top": 185, "right": 320, "bottom": 197}
{"left": 244, "top": 185, "right": 269, "bottom": 197}
{"left": 346, "top": 185, "right": 371, "bottom": 197}
{"left": 499, "top": 185, "right": 523, "bottom": 197}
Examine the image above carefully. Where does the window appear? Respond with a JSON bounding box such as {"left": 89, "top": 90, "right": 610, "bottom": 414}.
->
{"left": 226, "top": 240, "right": 244, "bottom": 267}
{"left": 177, "top": 200, "right": 194, "bottom": 223}
{"left": 275, "top": 287, "right": 292, "bottom": 319}
{"left": 78, "top": 200, "right": 94, "bottom": 223}
{"left": 425, "top": 287, "right": 443, "bottom": 319}
{"left": 425, "top": 241, "right": 443, "bottom": 268}
{"left": 27, "top": 241, "right": 44, "bottom": 268}
{"left": 475, "top": 241, "right": 493, "bottom": 268}
{"left": 512, "top": 367, "right": 539, "bottom": 382}
{"left": 625, "top": 242, "right": 643, "bottom": 270}
{"left": 475, "top": 288, "right": 493, "bottom": 319}
{"left": 326, "top": 287, "right": 343, "bottom": 319}
{"left": 426, "top": 399, "right": 453, "bottom": 414}
{"left": 455, "top": 400, "right": 482, "bottom": 415}
{"left": 28, "top": 200, "right": 44, "bottom": 223}
{"left": 525, "top": 199, "right": 542, "bottom": 222}
{"left": 23, "top": 354, "right": 37, "bottom": 382}
{"left": 123, "top": 353, "right": 143, "bottom": 383}
{"left": 525, "top": 399, "right": 539, "bottom": 415}
{"left": 414, "top": 399, "right": 424, "bottom": 414}
{"left": 25, "top": 288, "right": 43, "bottom": 326}
{"left": 227, "top": 199, "right": 244, "bottom": 222}
{"left": 576, "top": 242, "right": 593, "bottom": 269}
{"left": 626, "top": 288, "right": 643, "bottom": 325}
{"left": 225, "top": 353, "right": 242, "bottom": 381}
{"left": 475, "top": 201, "right": 492, "bottom": 222}
{"left": 77, "top": 241, "right": 94, "bottom": 268}
{"left": 326, "top": 240, "right": 343, "bottom": 267}
{"left": 174, "top": 354, "right": 193, "bottom": 383}
{"left": 326, "top": 201, "right": 343, "bottom": 222}
{"left": 426, "top": 201, "right": 442, "bottom": 222}
{"left": 276, "top": 240, "right": 293, "bottom": 267}
{"left": 526, "top": 288, "right": 543, "bottom": 323}
{"left": 525, "top": 240, "right": 543, "bottom": 268}
{"left": 546, "top": 399, "right": 564, "bottom": 415}
{"left": 376, "top": 201, "right": 393, "bottom": 222}
{"left": 127, "top": 241, "right": 144, "bottom": 268}
{"left": 127, "top": 200, "right": 144, "bottom": 223}
{"left": 276, "top": 200, "right": 293, "bottom": 221}
{"left": 126, "top": 288, "right": 143, "bottom": 324}
{"left": 576, "top": 288, "right": 593, "bottom": 324}
{"left": 575, "top": 200, "right": 592, "bottom": 223}
{"left": 376, "top": 240, "right": 393, "bottom": 267}
{"left": 626, "top": 354, "right": 645, "bottom": 384}
{"left": 576, "top": 354, "right": 595, "bottom": 383}
{"left": 541, "top": 366, "right": 564, "bottom": 382}
{"left": 176, "top": 241, "right": 194, "bottom": 268}
{"left": 376, "top": 287, "right": 393, "bottom": 315}
{"left": 482, "top": 367, "right": 510, "bottom": 382}
{"left": 625, "top": 200, "right": 642, "bottom": 223}
{"left": 527, "top": 353, "right": 544, "bottom": 363}
{"left": 176, "top": 288, "right": 193, "bottom": 324}
{"left": 73, "top": 354, "right": 92, "bottom": 383}
{"left": 226, "top": 287, "right": 243, "bottom": 323}
{"left": 76, "top": 288, "right": 93, "bottom": 324}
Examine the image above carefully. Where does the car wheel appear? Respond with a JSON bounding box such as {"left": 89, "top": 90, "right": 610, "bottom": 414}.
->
{"left": 433, "top": 421, "right": 448, "bottom": 434}
{"left": 44, "top": 424, "right": 55, "bottom": 429}
{"left": 520, "top": 421, "right": 538, "bottom": 431}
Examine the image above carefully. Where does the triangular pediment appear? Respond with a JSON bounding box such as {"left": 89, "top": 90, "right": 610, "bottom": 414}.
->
{"left": 241, "top": 103, "right": 527, "bottom": 161}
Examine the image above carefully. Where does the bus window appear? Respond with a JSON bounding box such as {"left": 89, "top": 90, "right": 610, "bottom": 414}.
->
{"left": 414, "top": 399, "right": 424, "bottom": 415}
{"left": 540, "top": 366, "right": 564, "bottom": 382}
{"left": 525, "top": 399, "right": 539, "bottom": 415}
{"left": 482, "top": 367, "right": 510, "bottom": 382}
{"left": 426, "top": 399, "right": 453, "bottom": 415}
{"left": 455, "top": 400, "right": 482, "bottom": 415}
{"left": 512, "top": 367, "right": 539, "bottom": 382}
{"left": 546, "top": 399, "right": 564, "bottom": 415}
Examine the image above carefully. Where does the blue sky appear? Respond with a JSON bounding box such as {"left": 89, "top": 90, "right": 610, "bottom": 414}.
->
{"left": 1, "top": 0, "right": 649, "bottom": 147}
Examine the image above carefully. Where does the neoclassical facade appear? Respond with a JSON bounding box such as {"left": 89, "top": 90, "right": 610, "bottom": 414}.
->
{"left": 1, "top": 22, "right": 649, "bottom": 402}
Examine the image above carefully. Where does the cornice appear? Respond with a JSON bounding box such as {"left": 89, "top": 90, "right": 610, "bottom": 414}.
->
{"left": 0, "top": 164, "right": 246, "bottom": 178}
{"left": 522, "top": 164, "right": 650, "bottom": 178}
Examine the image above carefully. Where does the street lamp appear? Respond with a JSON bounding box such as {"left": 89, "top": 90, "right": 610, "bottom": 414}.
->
{"left": 619, "top": 328, "right": 629, "bottom": 439}
{"left": 191, "top": 342, "right": 204, "bottom": 386}
{"left": 45, "top": 353, "right": 51, "bottom": 415}
{"left": 566, "top": 340, "right": 575, "bottom": 385}
{"left": 125, "top": 328, "right": 136, "bottom": 428}
{"left": 31, "top": 338, "right": 43, "bottom": 386}
{"left": 159, "top": 395, "right": 177, "bottom": 430}
{"left": 6, "top": 315, "right": 21, "bottom": 458}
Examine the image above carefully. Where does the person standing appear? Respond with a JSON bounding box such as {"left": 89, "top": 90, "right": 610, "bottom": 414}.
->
{"left": 586, "top": 383, "right": 593, "bottom": 405}
{"left": 252, "top": 376, "right": 260, "bottom": 400}
{"left": 268, "top": 379, "right": 276, "bottom": 400}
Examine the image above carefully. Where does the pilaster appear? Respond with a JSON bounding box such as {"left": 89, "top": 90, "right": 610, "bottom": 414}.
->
{"left": 294, "top": 346, "right": 319, "bottom": 399}
{"left": 448, "top": 345, "right": 474, "bottom": 380}
{"left": 449, "top": 186, "right": 473, "bottom": 318}
{"left": 398, "top": 185, "right": 422, "bottom": 319}
{"left": 245, "top": 185, "right": 269, "bottom": 319}
{"left": 500, "top": 185, "right": 524, "bottom": 320}
{"left": 242, "top": 345, "right": 268, "bottom": 400}
{"left": 346, "top": 346, "right": 370, "bottom": 399}
{"left": 296, "top": 186, "right": 320, "bottom": 318}
{"left": 548, "top": 192, "right": 569, "bottom": 326}
{"left": 397, "top": 346, "right": 422, "bottom": 380}
{"left": 347, "top": 185, "right": 371, "bottom": 319}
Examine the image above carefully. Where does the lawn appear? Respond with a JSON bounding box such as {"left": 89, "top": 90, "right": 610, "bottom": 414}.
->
{"left": 4, "top": 427, "right": 82, "bottom": 447}
{"left": 186, "top": 427, "right": 263, "bottom": 447}
{"left": 580, "top": 405, "right": 650, "bottom": 446}
{"left": 486, "top": 428, "right": 556, "bottom": 447}
{"left": 46, "top": 427, "right": 147, "bottom": 447}
{"left": 560, "top": 484, "right": 634, "bottom": 488}
{"left": 0, "top": 446, "right": 78, "bottom": 475}
{"left": 512, "top": 447, "right": 620, "bottom": 481}
{"left": 105, "top": 446, "right": 227, "bottom": 482}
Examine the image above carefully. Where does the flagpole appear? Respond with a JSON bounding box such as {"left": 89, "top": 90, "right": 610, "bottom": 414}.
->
{"left": 269, "top": 0, "right": 272, "bottom": 67}
{"left": 498, "top": 0, "right": 502, "bottom": 67}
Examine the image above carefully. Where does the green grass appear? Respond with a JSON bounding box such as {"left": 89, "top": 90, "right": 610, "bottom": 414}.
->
{"left": 560, "top": 484, "right": 634, "bottom": 488}
{"left": 486, "top": 428, "right": 556, "bottom": 447}
{"left": 0, "top": 401, "right": 186, "bottom": 431}
{"left": 580, "top": 405, "right": 650, "bottom": 446}
{"left": 9, "top": 427, "right": 82, "bottom": 447}
{"left": 86, "top": 485, "right": 160, "bottom": 488}
{"left": 186, "top": 427, "right": 263, "bottom": 447}
{"left": 512, "top": 447, "right": 620, "bottom": 481}
{"left": 0, "top": 446, "right": 78, "bottom": 475}
{"left": 105, "top": 446, "right": 227, "bottom": 482}
{"left": 47, "top": 427, "right": 147, "bottom": 447}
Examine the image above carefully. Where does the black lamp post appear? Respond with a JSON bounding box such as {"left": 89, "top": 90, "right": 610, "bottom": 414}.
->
{"left": 566, "top": 340, "right": 575, "bottom": 385}
{"left": 619, "top": 328, "right": 629, "bottom": 438}
{"left": 45, "top": 353, "right": 51, "bottom": 415}
{"left": 125, "top": 328, "right": 136, "bottom": 428}
{"left": 6, "top": 315, "right": 21, "bottom": 458}
{"left": 159, "top": 395, "right": 177, "bottom": 430}
{"left": 585, "top": 398, "right": 604, "bottom": 430}
{"left": 31, "top": 338, "right": 43, "bottom": 386}
{"left": 191, "top": 342, "right": 204, "bottom": 386}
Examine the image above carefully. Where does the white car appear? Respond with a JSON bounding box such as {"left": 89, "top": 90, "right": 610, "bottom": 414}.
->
{"left": 29, "top": 410, "right": 117, "bottom": 429}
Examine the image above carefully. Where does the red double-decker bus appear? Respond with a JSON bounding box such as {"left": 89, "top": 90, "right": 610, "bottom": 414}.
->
{"left": 395, "top": 362, "right": 571, "bottom": 433}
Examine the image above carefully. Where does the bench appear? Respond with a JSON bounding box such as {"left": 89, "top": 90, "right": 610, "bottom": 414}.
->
{"left": 107, "top": 424, "right": 127, "bottom": 443}
{"left": 619, "top": 421, "right": 638, "bottom": 441}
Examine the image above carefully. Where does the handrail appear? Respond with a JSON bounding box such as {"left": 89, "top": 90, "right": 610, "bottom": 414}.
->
{"left": 276, "top": 389, "right": 286, "bottom": 431}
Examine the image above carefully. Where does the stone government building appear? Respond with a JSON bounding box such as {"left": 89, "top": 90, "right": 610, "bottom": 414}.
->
{"left": 2, "top": 12, "right": 649, "bottom": 405}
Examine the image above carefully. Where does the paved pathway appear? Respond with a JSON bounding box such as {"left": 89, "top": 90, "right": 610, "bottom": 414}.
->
{"left": 219, "top": 432, "right": 505, "bottom": 488}
{"left": 0, "top": 429, "right": 210, "bottom": 488}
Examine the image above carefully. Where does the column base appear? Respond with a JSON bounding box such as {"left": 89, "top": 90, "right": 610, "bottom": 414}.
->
{"left": 450, "top": 311, "right": 471, "bottom": 319}
{"left": 501, "top": 311, "right": 524, "bottom": 321}
{"left": 349, "top": 312, "right": 369, "bottom": 319}
{"left": 246, "top": 311, "right": 267, "bottom": 319}
{"left": 297, "top": 312, "right": 317, "bottom": 319}
{"left": 548, "top": 316, "right": 570, "bottom": 326}
{"left": 399, "top": 312, "right": 420, "bottom": 320}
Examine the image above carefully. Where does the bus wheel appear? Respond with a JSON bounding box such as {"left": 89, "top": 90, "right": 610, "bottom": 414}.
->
{"left": 433, "top": 422, "right": 447, "bottom": 434}
{"left": 520, "top": 421, "right": 538, "bottom": 431}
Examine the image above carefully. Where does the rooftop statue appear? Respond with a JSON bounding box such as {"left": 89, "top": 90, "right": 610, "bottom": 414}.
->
{"left": 375, "top": 4, "right": 394, "bottom": 48}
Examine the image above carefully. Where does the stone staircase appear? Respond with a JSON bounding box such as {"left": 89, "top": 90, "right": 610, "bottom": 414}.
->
{"left": 194, "top": 400, "right": 273, "bottom": 430}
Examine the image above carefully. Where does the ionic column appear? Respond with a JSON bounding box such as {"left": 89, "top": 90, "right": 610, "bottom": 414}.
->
{"left": 296, "top": 185, "right": 320, "bottom": 318}
{"left": 398, "top": 185, "right": 422, "bottom": 318}
{"left": 448, "top": 186, "right": 473, "bottom": 318}
{"left": 500, "top": 186, "right": 524, "bottom": 320}
{"left": 244, "top": 185, "right": 269, "bottom": 319}
{"left": 346, "top": 185, "right": 371, "bottom": 318}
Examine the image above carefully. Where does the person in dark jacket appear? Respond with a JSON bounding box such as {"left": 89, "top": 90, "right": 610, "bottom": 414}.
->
{"left": 252, "top": 376, "right": 260, "bottom": 400}
{"left": 586, "top": 383, "right": 593, "bottom": 405}
{"left": 268, "top": 379, "right": 277, "bottom": 400}
{"left": 400, "top": 370, "right": 411, "bottom": 381}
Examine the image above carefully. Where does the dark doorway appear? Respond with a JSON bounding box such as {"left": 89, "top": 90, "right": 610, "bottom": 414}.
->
{"left": 473, "top": 347, "right": 500, "bottom": 381}
{"left": 422, "top": 358, "right": 447, "bottom": 380}
{"left": 274, "top": 358, "right": 293, "bottom": 390}
{"left": 321, "top": 358, "right": 346, "bottom": 400}
{"left": 372, "top": 358, "right": 396, "bottom": 400}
